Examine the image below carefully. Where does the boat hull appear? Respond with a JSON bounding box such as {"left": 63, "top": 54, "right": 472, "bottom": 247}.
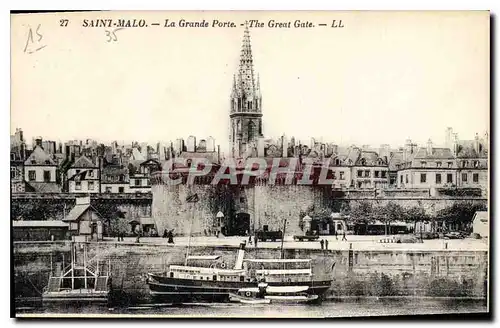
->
{"left": 147, "top": 273, "right": 331, "bottom": 303}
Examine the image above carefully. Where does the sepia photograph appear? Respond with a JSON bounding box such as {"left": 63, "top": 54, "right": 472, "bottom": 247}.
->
{"left": 10, "top": 10, "right": 490, "bottom": 319}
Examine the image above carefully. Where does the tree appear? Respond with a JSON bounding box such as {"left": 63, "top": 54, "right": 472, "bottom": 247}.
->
{"left": 403, "top": 205, "right": 428, "bottom": 233}
{"left": 348, "top": 201, "right": 375, "bottom": 225}
{"left": 437, "top": 202, "right": 487, "bottom": 231}
{"left": 377, "top": 202, "right": 405, "bottom": 235}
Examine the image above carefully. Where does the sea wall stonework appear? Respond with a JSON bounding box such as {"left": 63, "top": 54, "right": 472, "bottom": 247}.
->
{"left": 14, "top": 242, "right": 488, "bottom": 303}
{"left": 152, "top": 183, "right": 487, "bottom": 236}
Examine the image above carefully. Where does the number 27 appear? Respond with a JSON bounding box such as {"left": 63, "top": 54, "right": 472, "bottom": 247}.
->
{"left": 59, "top": 19, "right": 69, "bottom": 27}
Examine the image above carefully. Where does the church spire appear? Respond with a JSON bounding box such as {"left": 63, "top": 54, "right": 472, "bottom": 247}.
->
{"left": 229, "top": 22, "right": 263, "bottom": 158}
{"left": 237, "top": 21, "right": 257, "bottom": 100}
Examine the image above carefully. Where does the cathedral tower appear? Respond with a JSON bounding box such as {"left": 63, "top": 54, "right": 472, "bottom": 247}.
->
{"left": 229, "top": 22, "right": 263, "bottom": 158}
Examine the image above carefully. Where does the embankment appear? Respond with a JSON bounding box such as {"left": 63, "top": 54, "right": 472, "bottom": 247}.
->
{"left": 13, "top": 241, "right": 488, "bottom": 305}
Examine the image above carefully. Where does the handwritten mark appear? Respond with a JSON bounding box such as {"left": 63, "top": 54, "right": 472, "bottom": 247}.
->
{"left": 24, "top": 24, "right": 47, "bottom": 54}
{"left": 105, "top": 28, "right": 124, "bottom": 42}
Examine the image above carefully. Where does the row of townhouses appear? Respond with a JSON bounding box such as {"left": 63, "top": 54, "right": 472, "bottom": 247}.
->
{"left": 10, "top": 127, "right": 488, "bottom": 195}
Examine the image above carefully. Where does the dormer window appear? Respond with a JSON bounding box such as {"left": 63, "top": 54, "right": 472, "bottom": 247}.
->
{"left": 31, "top": 160, "right": 36, "bottom": 164}
{"left": 447, "top": 162, "right": 453, "bottom": 168}
{"left": 420, "top": 161, "right": 426, "bottom": 168}
{"left": 436, "top": 162, "right": 442, "bottom": 168}
{"left": 45, "top": 160, "right": 51, "bottom": 164}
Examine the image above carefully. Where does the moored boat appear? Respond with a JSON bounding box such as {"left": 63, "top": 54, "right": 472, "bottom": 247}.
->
{"left": 147, "top": 241, "right": 332, "bottom": 303}
{"left": 229, "top": 284, "right": 319, "bottom": 304}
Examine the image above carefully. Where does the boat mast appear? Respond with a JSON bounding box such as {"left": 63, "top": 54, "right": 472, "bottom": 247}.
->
{"left": 280, "top": 218, "right": 287, "bottom": 260}
{"left": 184, "top": 188, "right": 199, "bottom": 266}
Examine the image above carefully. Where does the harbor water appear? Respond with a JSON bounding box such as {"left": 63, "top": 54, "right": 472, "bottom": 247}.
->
{"left": 16, "top": 298, "right": 488, "bottom": 318}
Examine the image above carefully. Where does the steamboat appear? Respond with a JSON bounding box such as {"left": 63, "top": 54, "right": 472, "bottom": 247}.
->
{"left": 146, "top": 193, "right": 333, "bottom": 303}
{"left": 146, "top": 241, "right": 333, "bottom": 303}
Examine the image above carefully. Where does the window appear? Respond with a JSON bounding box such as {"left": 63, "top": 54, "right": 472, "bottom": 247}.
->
{"left": 381, "top": 171, "right": 387, "bottom": 178}
{"left": 212, "top": 275, "right": 217, "bottom": 281}
{"left": 31, "top": 160, "right": 36, "bottom": 164}
{"left": 400, "top": 175, "right": 403, "bottom": 183}
{"left": 462, "top": 161, "right": 468, "bottom": 168}
{"left": 473, "top": 161, "right": 479, "bottom": 168}
{"left": 332, "top": 172, "right": 337, "bottom": 180}
{"left": 473, "top": 173, "right": 479, "bottom": 183}
{"left": 364, "top": 170, "right": 370, "bottom": 178}
{"left": 10, "top": 168, "right": 16, "bottom": 179}
{"left": 43, "top": 170, "right": 51, "bottom": 182}
{"left": 374, "top": 171, "right": 380, "bottom": 178}
{"left": 119, "top": 175, "right": 125, "bottom": 182}
{"left": 45, "top": 160, "right": 51, "bottom": 165}
{"left": 406, "top": 175, "right": 409, "bottom": 184}
{"left": 76, "top": 169, "right": 81, "bottom": 175}
{"left": 337, "top": 223, "right": 342, "bottom": 230}
{"left": 240, "top": 276, "right": 244, "bottom": 282}
{"left": 118, "top": 186, "right": 125, "bottom": 193}
{"left": 88, "top": 181, "right": 94, "bottom": 190}
{"left": 339, "top": 172, "right": 344, "bottom": 180}
{"left": 447, "top": 174, "right": 453, "bottom": 183}
{"left": 10, "top": 153, "right": 15, "bottom": 160}
{"left": 447, "top": 162, "right": 453, "bottom": 168}
{"left": 435, "top": 174, "right": 441, "bottom": 184}
{"left": 462, "top": 173, "right": 468, "bottom": 182}
{"left": 436, "top": 162, "right": 442, "bottom": 168}
{"left": 88, "top": 170, "right": 93, "bottom": 177}
{"left": 105, "top": 186, "right": 112, "bottom": 193}
{"left": 240, "top": 197, "right": 245, "bottom": 204}
{"left": 135, "top": 179, "right": 140, "bottom": 186}
{"left": 28, "top": 170, "right": 36, "bottom": 181}
{"left": 420, "top": 161, "right": 427, "bottom": 168}
{"left": 357, "top": 170, "right": 362, "bottom": 178}
{"left": 75, "top": 181, "right": 82, "bottom": 190}
{"left": 420, "top": 173, "right": 426, "bottom": 183}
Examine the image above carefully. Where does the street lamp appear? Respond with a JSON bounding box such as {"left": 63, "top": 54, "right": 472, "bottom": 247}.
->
{"left": 216, "top": 211, "right": 224, "bottom": 237}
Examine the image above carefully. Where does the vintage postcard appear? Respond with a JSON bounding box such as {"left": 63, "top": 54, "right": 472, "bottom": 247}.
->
{"left": 10, "top": 10, "right": 490, "bottom": 318}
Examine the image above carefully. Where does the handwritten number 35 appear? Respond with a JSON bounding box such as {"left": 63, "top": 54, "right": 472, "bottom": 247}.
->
{"left": 105, "top": 30, "right": 118, "bottom": 42}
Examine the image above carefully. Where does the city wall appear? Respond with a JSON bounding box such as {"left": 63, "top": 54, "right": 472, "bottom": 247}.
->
{"left": 11, "top": 193, "right": 152, "bottom": 221}
{"left": 151, "top": 184, "right": 487, "bottom": 236}
{"left": 14, "top": 242, "right": 488, "bottom": 304}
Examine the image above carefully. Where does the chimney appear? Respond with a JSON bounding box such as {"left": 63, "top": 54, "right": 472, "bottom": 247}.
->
{"left": 452, "top": 133, "right": 459, "bottom": 156}
{"left": 474, "top": 133, "right": 480, "bottom": 154}
{"left": 427, "top": 139, "right": 433, "bottom": 155}
{"left": 233, "top": 241, "right": 247, "bottom": 270}
{"left": 379, "top": 144, "right": 390, "bottom": 159}
{"left": 282, "top": 134, "right": 288, "bottom": 158}
{"left": 445, "top": 127, "right": 453, "bottom": 150}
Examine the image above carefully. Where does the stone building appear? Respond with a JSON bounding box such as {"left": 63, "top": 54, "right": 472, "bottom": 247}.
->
{"left": 67, "top": 155, "right": 100, "bottom": 193}
{"left": 455, "top": 133, "right": 488, "bottom": 192}
{"left": 23, "top": 146, "right": 60, "bottom": 192}
{"left": 396, "top": 139, "right": 457, "bottom": 189}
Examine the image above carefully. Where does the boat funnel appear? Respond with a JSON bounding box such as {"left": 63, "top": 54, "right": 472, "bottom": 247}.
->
{"left": 234, "top": 241, "right": 247, "bottom": 270}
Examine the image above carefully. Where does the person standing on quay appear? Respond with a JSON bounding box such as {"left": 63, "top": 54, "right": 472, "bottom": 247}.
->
{"left": 325, "top": 239, "right": 329, "bottom": 250}
{"left": 320, "top": 239, "right": 324, "bottom": 250}
{"left": 342, "top": 232, "right": 347, "bottom": 241}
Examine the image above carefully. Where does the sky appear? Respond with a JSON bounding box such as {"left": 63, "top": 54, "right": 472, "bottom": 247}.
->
{"left": 11, "top": 11, "right": 489, "bottom": 153}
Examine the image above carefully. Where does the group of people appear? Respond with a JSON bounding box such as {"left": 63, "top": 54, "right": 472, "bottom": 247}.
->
{"left": 162, "top": 229, "right": 175, "bottom": 244}
{"left": 320, "top": 231, "right": 347, "bottom": 250}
